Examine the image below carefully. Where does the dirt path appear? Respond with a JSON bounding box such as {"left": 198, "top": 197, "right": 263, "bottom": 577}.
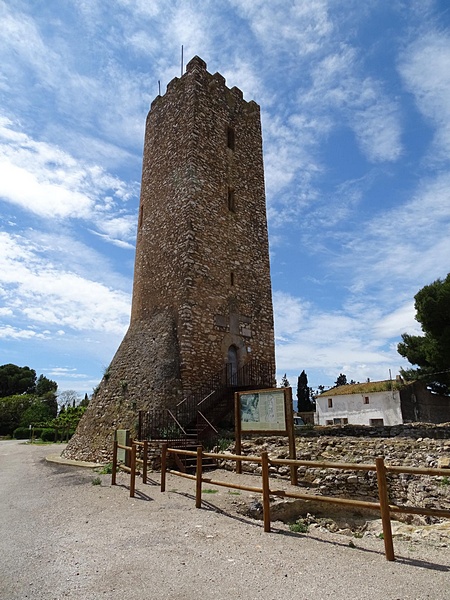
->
{"left": 1, "top": 440, "right": 449, "bottom": 599}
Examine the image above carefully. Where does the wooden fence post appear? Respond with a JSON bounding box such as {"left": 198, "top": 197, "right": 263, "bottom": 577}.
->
{"left": 161, "top": 443, "right": 168, "bottom": 492}
{"left": 142, "top": 440, "right": 148, "bottom": 484}
{"left": 130, "top": 443, "right": 137, "bottom": 498}
{"left": 111, "top": 439, "right": 118, "bottom": 486}
{"left": 196, "top": 446, "right": 203, "bottom": 509}
{"left": 261, "top": 451, "right": 271, "bottom": 533}
{"left": 375, "top": 457, "right": 395, "bottom": 561}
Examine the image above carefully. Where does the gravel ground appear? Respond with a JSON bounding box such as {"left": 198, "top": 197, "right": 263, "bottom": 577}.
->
{"left": 1, "top": 440, "right": 449, "bottom": 600}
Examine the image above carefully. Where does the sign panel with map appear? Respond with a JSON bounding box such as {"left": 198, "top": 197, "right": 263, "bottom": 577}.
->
{"left": 240, "top": 389, "right": 287, "bottom": 432}
{"left": 234, "top": 387, "right": 297, "bottom": 483}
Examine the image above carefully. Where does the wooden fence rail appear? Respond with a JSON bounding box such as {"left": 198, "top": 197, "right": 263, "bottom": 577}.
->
{"left": 111, "top": 439, "right": 149, "bottom": 497}
{"left": 160, "top": 444, "right": 450, "bottom": 562}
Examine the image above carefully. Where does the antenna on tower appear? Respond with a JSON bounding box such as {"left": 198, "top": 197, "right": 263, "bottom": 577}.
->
{"left": 181, "top": 45, "right": 184, "bottom": 77}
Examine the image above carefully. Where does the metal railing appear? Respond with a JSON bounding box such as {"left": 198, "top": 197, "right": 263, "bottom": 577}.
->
{"left": 139, "top": 359, "right": 273, "bottom": 443}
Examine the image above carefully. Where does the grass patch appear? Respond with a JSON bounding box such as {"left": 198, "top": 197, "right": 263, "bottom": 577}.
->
{"left": 217, "top": 437, "right": 233, "bottom": 452}
{"left": 97, "top": 462, "right": 115, "bottom": 474}
{"left": 91, "top": 477, "right": 102, "bottom": 486}
{"left": 228, "top": 490, "right": 241, "bottom": 495}
{"left": 289, "top": 519, "right": 309, "bottom": 534}
{"left": 202, "top": 488, "right": 219, "bottom": 494}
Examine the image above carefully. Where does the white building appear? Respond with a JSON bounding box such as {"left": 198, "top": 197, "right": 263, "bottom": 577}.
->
{"left": 316, "top": 380, "right": 403, "bottom": 427}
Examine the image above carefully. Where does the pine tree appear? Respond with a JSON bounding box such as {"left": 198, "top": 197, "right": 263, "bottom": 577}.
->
{"left": 335, "top": 373, "right": 348, "bottom": 387}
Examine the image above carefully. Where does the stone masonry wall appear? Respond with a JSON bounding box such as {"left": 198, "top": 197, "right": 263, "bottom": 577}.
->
{"left": 132, "top": 55, "right": 275, "bottom": 395}
{"left": 64, "top": 56, "right": 275, "bottom": 462}
{"left": 218, "top": 426, "right": 450, "bottom": 517}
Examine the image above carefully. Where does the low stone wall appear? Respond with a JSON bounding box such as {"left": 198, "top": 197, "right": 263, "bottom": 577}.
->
{"left": 217, "top": 430, "right": 450, "bottom": 519}
{"left": 295, "top": 422, "right": 450, "bottom": 439}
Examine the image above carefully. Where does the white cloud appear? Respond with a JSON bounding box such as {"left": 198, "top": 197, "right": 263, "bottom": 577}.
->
{"left": 373, "top": 302, "right": 420, "bottom": 339}
{"left": 0, "top": 160, "right": 92, "bottom": 219}
{"left": 399, "top": 30, "right": 450, "bottom": 161}
{"left": 273, "top": 288, "right": 410, "bottom": 388}
{"left": 0, "top": 232, "right": 131, "bottom": 336}
{"left": 0, "top": 325, "right": 46, "bottom": 340}
{"left": 230, "top": 0, "right": 333, "bottom": 57}
{"left": 0, "top": 118, "right": 137, "bottom": 243}
{"left": 304, "top": 49, "right": 402, "bottom": 163}
{"left": 342, "top": 172, "right": 450, "bottom": 292}
{"left": 0, "top": 5, "right": 61, "bottom": 91}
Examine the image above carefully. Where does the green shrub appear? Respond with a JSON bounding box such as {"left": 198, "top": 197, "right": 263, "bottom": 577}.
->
{"left": 40, "top": 428, "right": 57, "bottom": 442}
{"left": 13, "top": 426, "right": 31, "bottom": 439}
{"left": 13, "top": 427, "right": 44, "bottom": 439}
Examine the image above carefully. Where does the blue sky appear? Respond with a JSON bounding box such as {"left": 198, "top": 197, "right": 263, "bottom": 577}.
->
{"left": 1, "top": 0, "right": 450, "bottom": 398}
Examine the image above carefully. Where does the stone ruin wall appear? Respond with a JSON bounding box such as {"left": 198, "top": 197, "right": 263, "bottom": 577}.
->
{"left": 218, "top": 425, "right": 450, "bottom": 518}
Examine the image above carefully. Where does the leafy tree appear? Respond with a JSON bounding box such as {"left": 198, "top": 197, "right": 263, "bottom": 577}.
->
{"left": 80, "top": 393, "right": 90, "bottom": 407}
{"left": 335, "top": 373, "right": 348, "bottom": 387}
{"left": 0, "top": 394, "right": 34, "bottom": 435}
{"left": 0, "top": 366, "right": 59, "bottom": 434}
{"left": 398, "top": 274, "right": 450, "bottom": 394}
{"left": 41, "top": 392, "right": 58, "bottom": 419}
{"left": 19, "top": 398, "right": 56, "bottom": 427}
{"left": 280, "top": 373, "right": 290, "bottom": 388}
{"left": 57, "top": 390, "right": 80, "bottom": 411}
{"left": 297, "top": 370, "right": 313, "bottom": 411}
{"left": 0, "top": 364, "right": 36, "bottom": 398}
{"left": 49, "top": 404, "right": 87, "bottom": 432}
{"left": 35, "top": 374, "right": 58, "bottom": 396}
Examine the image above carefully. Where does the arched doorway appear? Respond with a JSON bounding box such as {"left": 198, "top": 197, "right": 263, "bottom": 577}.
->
{"left": 227, "top": 345, "right": 238, "bottom": 386}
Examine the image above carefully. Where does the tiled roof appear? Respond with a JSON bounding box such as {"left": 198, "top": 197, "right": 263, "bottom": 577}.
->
{"left": 316, "top": 379, "right": 405, "bottom": 397}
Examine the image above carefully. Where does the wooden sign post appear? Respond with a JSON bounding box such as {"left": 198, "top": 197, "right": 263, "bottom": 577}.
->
{"left": 235, "top": 387, "right": 297, "bottom": 485}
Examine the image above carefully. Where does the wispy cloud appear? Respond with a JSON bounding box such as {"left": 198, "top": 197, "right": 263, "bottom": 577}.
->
{"left": 273, "top": 290, "right": 410, "bottom": 388}
{"left": 0, "top": 231, "right": 131, "bottom": 338}
{"left": 399, "top": 29, "right": 450, "bottom": 162}
{"left": 0, "top": 117, "right": 137, "bottom": 242}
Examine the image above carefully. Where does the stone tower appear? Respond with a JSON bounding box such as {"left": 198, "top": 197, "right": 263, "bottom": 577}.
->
{"left": 64, "top": 56, "right": 275, "bottom": 462}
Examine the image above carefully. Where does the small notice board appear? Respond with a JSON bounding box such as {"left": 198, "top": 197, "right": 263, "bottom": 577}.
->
{"left": 234, "top": 387, "right": 297, "bottom": 485}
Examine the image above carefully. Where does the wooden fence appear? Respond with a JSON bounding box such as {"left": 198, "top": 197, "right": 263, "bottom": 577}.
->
{"left": 111, "top": 439, "right": 149, "bottom": 497}
{"left": 110, "top": 439, "right": 450, "bottom": 561}
{"left": 159, "top": 445, "right": 450, "bottom": 562}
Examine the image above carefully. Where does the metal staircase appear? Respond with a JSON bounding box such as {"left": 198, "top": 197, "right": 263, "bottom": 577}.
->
{"left": 138, "top": 359, "right": 273, "bottom": 470}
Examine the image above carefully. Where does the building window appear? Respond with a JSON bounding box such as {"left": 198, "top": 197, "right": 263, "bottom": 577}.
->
{"left": 138, "top": 205, "right": 143, "bottom": 228}
{"left": 370, "top": 418, "right": 384, "bottom": 427}
{"left": 227, "top": 126, "right": 235, "bottom": 150}
{"left": 228, "top": 188, "right": 235, "bottom": 212}
{"left": 364, "top": 396, "right": 369, "bottom": 404}
{"left": 328, "top": 398, "right": 333, "bottom": 408}
{"left": 230, "top": 271, "right": 234, "bottom": 286}
{"left": 326, "top": 420, "right": 333, "bottom": 425}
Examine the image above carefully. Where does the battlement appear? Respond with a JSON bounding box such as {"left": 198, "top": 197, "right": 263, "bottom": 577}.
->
{"left": 150, "top": 55, "right": 258, "bottom": 114}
